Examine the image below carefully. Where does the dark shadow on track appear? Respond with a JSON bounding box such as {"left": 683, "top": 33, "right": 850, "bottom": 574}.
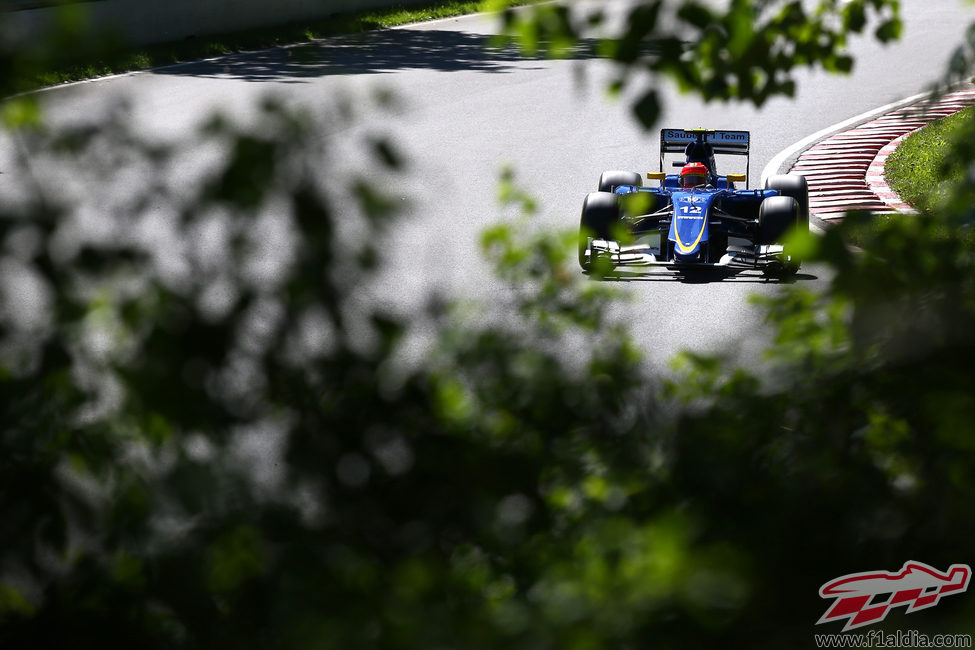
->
{"left": 586, "top": 269, "right": 819, "bottom": 284}
{"left": 153, "top": 29, "right": 603, "bottom": 82}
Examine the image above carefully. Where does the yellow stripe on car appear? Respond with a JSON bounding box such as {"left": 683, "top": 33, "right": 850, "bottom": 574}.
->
{"left": 674, "top": 219, "right": 707, "bottom": 253}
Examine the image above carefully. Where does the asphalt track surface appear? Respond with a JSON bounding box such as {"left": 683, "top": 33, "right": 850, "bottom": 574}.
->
{"left": 11, "top": 0, "right": 975, "bottom": 372}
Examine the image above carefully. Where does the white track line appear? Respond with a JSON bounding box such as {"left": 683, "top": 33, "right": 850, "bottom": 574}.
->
{"left": 760, "top": 91, "right": 930, "bottom": 187}
{"left": 760, "top": 89, "right": 971, "bottom": 235}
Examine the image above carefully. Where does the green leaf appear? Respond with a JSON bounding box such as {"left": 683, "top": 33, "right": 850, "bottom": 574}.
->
{"left": 0, "top": 583, "right": 35, "bottom": 617}
{"left": 632, "top": 89, "right": 661, "bottom": 129}
{"left": 205, "top": 526, "right": 267, "bottom": 594}
{"left": 1, "top": 97, "right": 42, "bottom": 130}
{"left": 875, "top": 17, "right": 903, "bottom": 43}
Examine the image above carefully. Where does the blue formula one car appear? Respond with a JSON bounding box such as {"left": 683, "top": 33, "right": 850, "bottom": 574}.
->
{"left": 578, "top": 128, "right": 809, "bottom": 277}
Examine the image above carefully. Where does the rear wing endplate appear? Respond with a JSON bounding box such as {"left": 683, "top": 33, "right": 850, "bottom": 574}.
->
{"left": 658, "top": 128, "right": 751, "bottom": 178}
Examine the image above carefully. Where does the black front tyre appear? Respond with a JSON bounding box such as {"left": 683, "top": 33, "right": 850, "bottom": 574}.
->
{"left": 765, "top": 174, "right": 809, "bottom": 234}
{"left": 757, "top": 195, "right": 799, "bottom": 245}
{"left": 757, "top": 195, "right": 801, "bottom": 276}
{"left": 578, "top": 191, "right": 621, "bottom": 270}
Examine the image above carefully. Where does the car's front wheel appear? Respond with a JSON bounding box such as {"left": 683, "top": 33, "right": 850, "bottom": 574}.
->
{"left": 765, "top": 174, "right": 809, "bottom": 234}
{"left": 757, "top": 195, "right": 799, "bottom": 244}
{"left": 579, "top": 191, "right": 621, "bottom": 271}
{"left": 757, "top": 195, "right": 801, "bottom": 276}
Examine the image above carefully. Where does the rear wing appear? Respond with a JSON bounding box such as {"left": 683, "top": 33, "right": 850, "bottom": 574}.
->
{"left": 658, "top": 128, "right": 751, "bottom": 179}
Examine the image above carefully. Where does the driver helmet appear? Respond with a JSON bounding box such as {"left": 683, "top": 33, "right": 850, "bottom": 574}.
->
{"left": 680, "top": 162, "right": 708, "bottom": 188}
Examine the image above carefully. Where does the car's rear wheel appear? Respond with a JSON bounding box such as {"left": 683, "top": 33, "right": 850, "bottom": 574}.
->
{"left": 598, "top": 170, "right": 643, "bottom": 193}
{"left": 579, "top": 191, "right": 620, "bottom": 270}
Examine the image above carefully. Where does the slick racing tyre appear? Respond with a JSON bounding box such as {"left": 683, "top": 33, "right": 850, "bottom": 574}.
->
{"left": 598, "top": 170, "right": 643, "bottom": 193}
{"left": 757, "top": 195, "right": 799, "bottom": 245}
{"left": 765, "top": 174, "right": 809, "bottom": 234}
{"left": 758, "top": 195, "right": 801, "bottom": 277}
{"left": 578, "top": 191, "right": 620, "bottom": 271}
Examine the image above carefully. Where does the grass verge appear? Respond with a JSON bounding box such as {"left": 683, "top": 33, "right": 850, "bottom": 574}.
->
{"left": 834, "top": 104, "right": 975, "bottom": 249}
{"left": 15, "top": 0, "right": 537, "bottom": 92}
{"left": 883, "top": 105, "right": 974, "bottom": 213}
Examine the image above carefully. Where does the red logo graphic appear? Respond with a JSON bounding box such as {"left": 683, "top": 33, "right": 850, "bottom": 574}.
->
{"left": 817, "top": 561, "right": 971, "bottom": 631}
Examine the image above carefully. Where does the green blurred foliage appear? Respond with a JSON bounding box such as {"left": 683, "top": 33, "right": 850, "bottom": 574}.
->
{"left": 2, "top": 1, "right": 975, "bottom": 649}
{"left": 497, "top": 0, "right": 901, "bottom": 127}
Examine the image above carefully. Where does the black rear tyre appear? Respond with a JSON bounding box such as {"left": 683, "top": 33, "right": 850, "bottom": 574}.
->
{"left": 598, "top": 170, "right": 643, "bottom": 193}
{"left": 579, "top": 191, "right": 620, "bottom": 270}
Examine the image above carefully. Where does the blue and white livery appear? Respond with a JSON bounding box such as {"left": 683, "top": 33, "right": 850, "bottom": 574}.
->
{"left": 578, "top": 129, "right": 810, "bottom": 277}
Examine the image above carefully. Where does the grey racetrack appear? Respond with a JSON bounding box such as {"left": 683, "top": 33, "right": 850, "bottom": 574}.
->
{"left": 11, "top": 0, "right": 975, "bottom": 371}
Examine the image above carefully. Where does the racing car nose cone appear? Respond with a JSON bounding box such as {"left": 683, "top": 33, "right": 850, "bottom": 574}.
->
{"left": 674, "top": 251, "right": 702, "bottom": 264}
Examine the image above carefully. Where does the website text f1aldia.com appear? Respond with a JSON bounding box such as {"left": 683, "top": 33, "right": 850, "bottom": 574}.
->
{"left": 814, "top": 630, "right": 972, "bottom": 648}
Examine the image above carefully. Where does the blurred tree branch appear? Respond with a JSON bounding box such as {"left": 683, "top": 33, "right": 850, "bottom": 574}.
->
{"left": 497, "top": 0, "right": 901, "bottom": 126}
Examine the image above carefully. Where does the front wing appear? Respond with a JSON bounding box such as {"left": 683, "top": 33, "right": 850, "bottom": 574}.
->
{"left": 582, "top": 237, "right": 790, "bottom": 272}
